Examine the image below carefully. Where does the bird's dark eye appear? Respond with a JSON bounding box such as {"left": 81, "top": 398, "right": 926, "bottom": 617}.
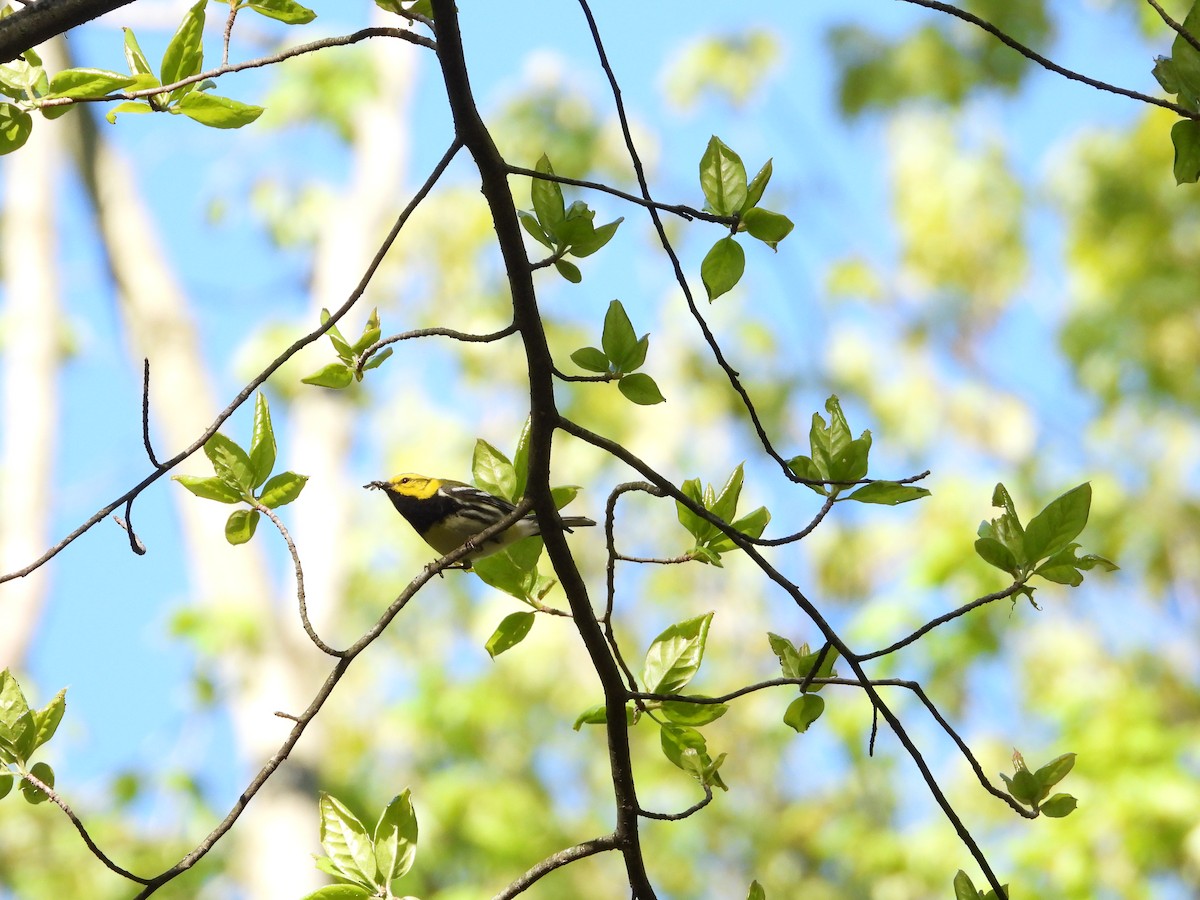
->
{"left": 399, "top": 477, "right": 409, "bottom": 484}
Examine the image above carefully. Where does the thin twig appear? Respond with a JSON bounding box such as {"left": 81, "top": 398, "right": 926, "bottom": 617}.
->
{"left": 1145, "top": 0, "right": 1200, "bottom": 54}
{"left": 507, "top": 163, "right": 729, "bottom": 224}
{"left": 254, "top": 503, "right": 340, "bottom": 657}
{"left": 16, "top": 769, "right": 151, "bottom": 884}
{"left": 639, "top": 785, "right": 714, "bottom": 821}
{"left": 141, "top": 358, "right": 160, "bottom": 468}
{"left": 0, "top": 138, "right": 463, "bottom": 587}
{"left": 906, "top": 0, "right": 1200, "bottom": 119}
{"left": 34, "top": 28, "right": 435, "bottom": 110}
{"left": 221, "top": 0, "right": 238, "bottom": 67}
{"left": 355, "top": 323, "right": 517, "bottom": 376}
{"left": 854, "top": 582, "right": 1025, "bottom": 661}
{"left": 491, "top": 835, "right": 618, "bottom": 900}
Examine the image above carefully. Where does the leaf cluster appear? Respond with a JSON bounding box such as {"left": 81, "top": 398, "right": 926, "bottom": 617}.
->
{"left": 1151, "top": 1, "right": 1200, "bottom": 183}
{"left": 974, "top": 482, "right": 1117, "bottom": 600}
{"left": 999, "top": 749, "right": 1078, "bottom": 818}
{"left": 172, "top": 393, "right": 308, "bottom": 544}
{"left": 767, "top": 634, "right": 838, "bottom": 733}
{"left": 0, "top": 669, "right": 66, "bottom": 806}
{"left": 302, "top": 308, "right": 393, "bottom": 389}
{"left": 674, "top": 463, "right": 769, "bottom": 565}
{"left": 698, "top": 136, "right": 794, "bottom": 300}
{"left": 787, "top": 396, "right": 931, "bottom": 504}
{"left": 305, "top": 790, "right": 420, "bottom": 900}
{"left": 520, "top": 154, "right": 623, "bottom": 283}
{"left": 570, "top": 299, "right": 666, "bottom": 405}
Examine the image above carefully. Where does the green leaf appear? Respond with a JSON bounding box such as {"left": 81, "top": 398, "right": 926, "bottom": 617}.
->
{"left": 1041, "top": 792, "right": 1078, "bottom": 818}
{"left": 20, "top": 761, "right": 53, "bottom": 804}
{"left": 472, "top": 545, "right": 539, "bottom": 601}
{"left": 258, "top": 472, "right": 308, "bottom": 508}
{"left": 172, "top": 475, "right": 244, "bottom": 504}
{"left": 847, "top": 481, "right": 930, "bottom": 505}
{"left": 512, "top": 418, "right": 531, "bottom": 501}
{"left": 1171, "top": 119, "right": 1200, "bottom": 184}
{"left": 302, "top": 362, "right": 355, "bottom": 389}
{"left": 660, "top": 698, "right": 728, "bottom": 726}
{"left": 618, "top": 373, "right": 665, "bottom": 405}
{"left": 32, "top": 689, "right": 66, "bottom": 753}
{"left": 247, "top": 0, "right": 317, "bottom": 24}
{"left": 174, "top": 92, "right": 264, "bottom": 129}
{"left": 318, "top": 792, "right": 379, "bottom": 889}
{"left": 160, "top": 0, "right": 207, "bottom": 87}
{"left": 1006, "top": 767, "right": 1040, "bottom": 806}
{"left": 787, "top": 454, "right": 828, "bottom": 496}
{"left": 531, "top": 154, "right": 565, "bottom": 231}
{"left": 699, "top": 135, "right": 748, "bottom": 215}
{"left": 1033, "top": 752, "right": 1075, "bottom": 790}
{"left": 569, "top": 216, "right": 622, "bottom": 257}
{"left": 7, "top": 710, "right": 36, "bottom": 763}
{"left": 554, "top": 259, "right": 582, "bottom": 283}
{"left": 550, "top": 485, "right": 580, "bottom": 511}
{"left": 484, "top": 611, "right": 536, "bottom": 659}
{"left": 0, "top": 670, "right": 30, "bottom": 730}
{"left": 224, "top": 509, "right": 259, "bottom": 545}
{"left": 827, "top": 433, "right": 871, "bottom": 484}
{"left": 373, "top": 789, "right": 418, "bottom": 882}
{"left": 570, "top": 346, "right": 610, "bottom": 373}
{"left": 0, "top": 772, "right": 12, "bottom": 800}
{"left": 472, "top": 439, "right": 516, "bottom": 502}
{"left": 708, "top": 505, "right": 770, "bottom": 553}
{"left": 300, "top": 886, "right": 373, "bottom": 900}
{"left": 573, "top": 703, "right": 610, "bottom": 729}
{"left": 105, "top": 101, "right": 154, "bottom": 124}
{"left": 0, "top": 103, "right": 32, "bottom": 155}
{"left": 601, "top": 300, "right": 639, "bottom": 370}
{"left": 123, "top": 28, "right": 154, "bottom": 77}
{"left": 953, "top": 870, "right": 980, "bottom": 900}
{"left": 361, "top": 347, "right": 392, "bottom": 372}
{"left": 742, "top": 207, "right": 794, "bottom": 249}
{"left": 701, "top": 236, "right": 745, "bottom": 301}
{"left": 659, "top": 723, "right": 728, "bottom": 790}
{"left": 742, "top": 156, "right": 772, "bottom": 208}
{"left": 710, "top": 464, "right": 744, "bottom": 525}
{"left": 783, "top": 694, "right": 824, "bottom": 733}
{"left": 974, "top": 537, "right": 1018, "bottom": 574}
{"left": 45, "top": 68, "right": 136, "bottom": 99}
{"left": 518, "top": 210, "right": 552, "bottom": 248}
{"left": 641, "top": 612, "right": 713, "bottom": 694}
{"left": 204, "top": 433, "right": 256, "bottom": 493}
{"left": 675, "top": 477, "right": 706, "bottom": 539}
{"left": 351, "top": 308, "right": 382, "bottom": 355}
{"left": 1023, "top": 483, "right": 1091, "bottom": 562}
{"left": 248, "top": 393, "right": 276, "bottom": 488}
{"left": 767, "top": 632, "right": 805, "bottom": 678}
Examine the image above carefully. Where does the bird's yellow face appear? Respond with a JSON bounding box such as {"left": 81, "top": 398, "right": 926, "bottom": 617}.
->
{"left": 383, "top": 473, "right": 441, "bottom": 499}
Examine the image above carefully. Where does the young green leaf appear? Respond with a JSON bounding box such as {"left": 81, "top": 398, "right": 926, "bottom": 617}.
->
{"left": 1023, "top": 483, "right": 1091, "bottom": 563}
{"left": 701, "top": 236, "right": 745, "bottom": 301}
{"left": 299, "top": 885, "right": 373, "bottom": 900}
{"left": 302, "top": 362, "right": 354, "bottom": 389}
{"left": 783, "top": 694, "right": 824, "bottom": 733}
{"left": 601, "top": 300, "right": 639, "bottom": 370}
{"left": 699, "top": 135, "right": 748, "bottom": 215}
{"left": 248, "top": 393, "right": 277, "bottom": 489}
{"left": 32, "top": 688, "right": 66, "bottom": 753}
{"left": 641, "top": 612, "right": 713, "bottom": 694}
{"left": 742, "top": 159, "right": 773, "bottom": 213}
{"left": 660, "top": 698, "right": 728, "bottom": 726}
{"left": 172, "top": 475, "right": 244, "bottom": 504}
{"left": 484, "top": 611, "right": 536, "bottom": 659}
{"left": 373, "top": 789, "right": 418, "bottom": 883}
{"left": 1040, "top": 793, "right": 1078, "bottom": 818}
{"left": 204, "top": 433, "right": 256, "bottom": 494}
{"left": 0, "top": 103, "right": 32, "bottom": 155}
{"left": 953, "top": 870, "right": 980, "bottom": 900}
{"left": 224, "top": 509, "right": 259, "bottom": 545}
{"left": 570, "top": 346, "right": 611, "bottom": 373}
{"left": 554, "top": 259, "right": 582, "bottom": 283}
{"left": 318, "top": 792, "right": 379, "bottom": 890}
{"left": 160, "top": 0, "right": 207, "bottom": 88}
{"left": 472, "top": 439, "right": 516, "bottom": 502}
{"left": 258, "top": 472, "right": 308, "bottom": 508}
{"left": 45, "top": 68, "right": 137, "bottom": 99}
{"left": 20, "top": 761, "right": 54, "bottom": 805}
{"left": 518, "top": 210, "right": 553, "bottom": 248}
{"left": 0, "top": 670, "right": 31, "bottom": 729}
{"left": 531, "top": 154, "right": 565, "bottom": 231}
{"left": 105, "top": 101, "right": 154, "bottom": 124}
{"left": 1033, "top": 752, "right": 1075, "bottom": 790}
{"left": 847, "top": 481, "right": 931, "bottom": 505}
{"left": 767, "top": 633, "right": 805, "bottom": 678}
{"left": 352, "top": 308, "right": 382, "bottom": 355}
{"left": 741, "top": 207, "right": 794, "bottom": 249}
{"left": 975, "top": 537, "right": 1018, "bottom": 575}
{"left": 0, "top": 773, "right": 12, "bottom": 800}
{"left": 175, "top": 92, "right": 265, "bottom": 129}
{"left": 246, "top": 0, "right": 317, "bottom": 24}
{"left": 572, "top": 703, "right": 610, "bottom": 730}
{"left": 122, "top": 28, "right": 154, "bottom": 77}
{"left": 618, "top": 373, "right": 665, "bottom": 405}
{"left": 569, "top": 216, "right": 623, "bottom": 257}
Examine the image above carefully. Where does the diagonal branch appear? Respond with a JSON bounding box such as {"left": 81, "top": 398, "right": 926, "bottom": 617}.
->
{"left": 0, "top": 0, "right": 136, "bottom": 63}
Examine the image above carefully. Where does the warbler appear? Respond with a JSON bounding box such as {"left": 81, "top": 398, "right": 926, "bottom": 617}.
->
{"left": 365, "top": 473, "right": 596, "bottom": 568}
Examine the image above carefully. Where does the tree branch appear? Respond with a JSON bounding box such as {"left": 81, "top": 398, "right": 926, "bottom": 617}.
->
{"left": 0, "top": 0, "right": 136, "bottom": 63}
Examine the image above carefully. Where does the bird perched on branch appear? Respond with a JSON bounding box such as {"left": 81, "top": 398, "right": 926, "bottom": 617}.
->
{"left": 365, "top": 473, "right": 595, "bottom": 568}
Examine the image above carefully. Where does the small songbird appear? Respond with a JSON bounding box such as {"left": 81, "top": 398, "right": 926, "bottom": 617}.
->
{"left": 365, "top": 473, "right": 596, "bottom": 568}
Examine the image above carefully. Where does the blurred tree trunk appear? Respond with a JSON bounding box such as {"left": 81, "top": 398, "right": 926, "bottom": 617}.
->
{"left": 0, "top": 42, "right": 64, "bottom": 672}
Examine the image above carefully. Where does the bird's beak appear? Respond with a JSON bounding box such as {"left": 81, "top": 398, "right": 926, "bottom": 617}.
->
{"left": 364, "top": 481, "right": 385, "bottom": 490}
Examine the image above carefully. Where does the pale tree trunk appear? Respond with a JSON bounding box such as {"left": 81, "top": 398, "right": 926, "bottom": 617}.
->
{"left": 0, "top": 53, "right": 63, "bottom": 671}
{"left": 60, "top": 25, "right": 417, "bottom": 898}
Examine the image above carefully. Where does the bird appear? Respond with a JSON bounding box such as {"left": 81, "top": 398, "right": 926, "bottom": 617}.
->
{"left": 364, "top": 473, "right": 596, "bottom": 568}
